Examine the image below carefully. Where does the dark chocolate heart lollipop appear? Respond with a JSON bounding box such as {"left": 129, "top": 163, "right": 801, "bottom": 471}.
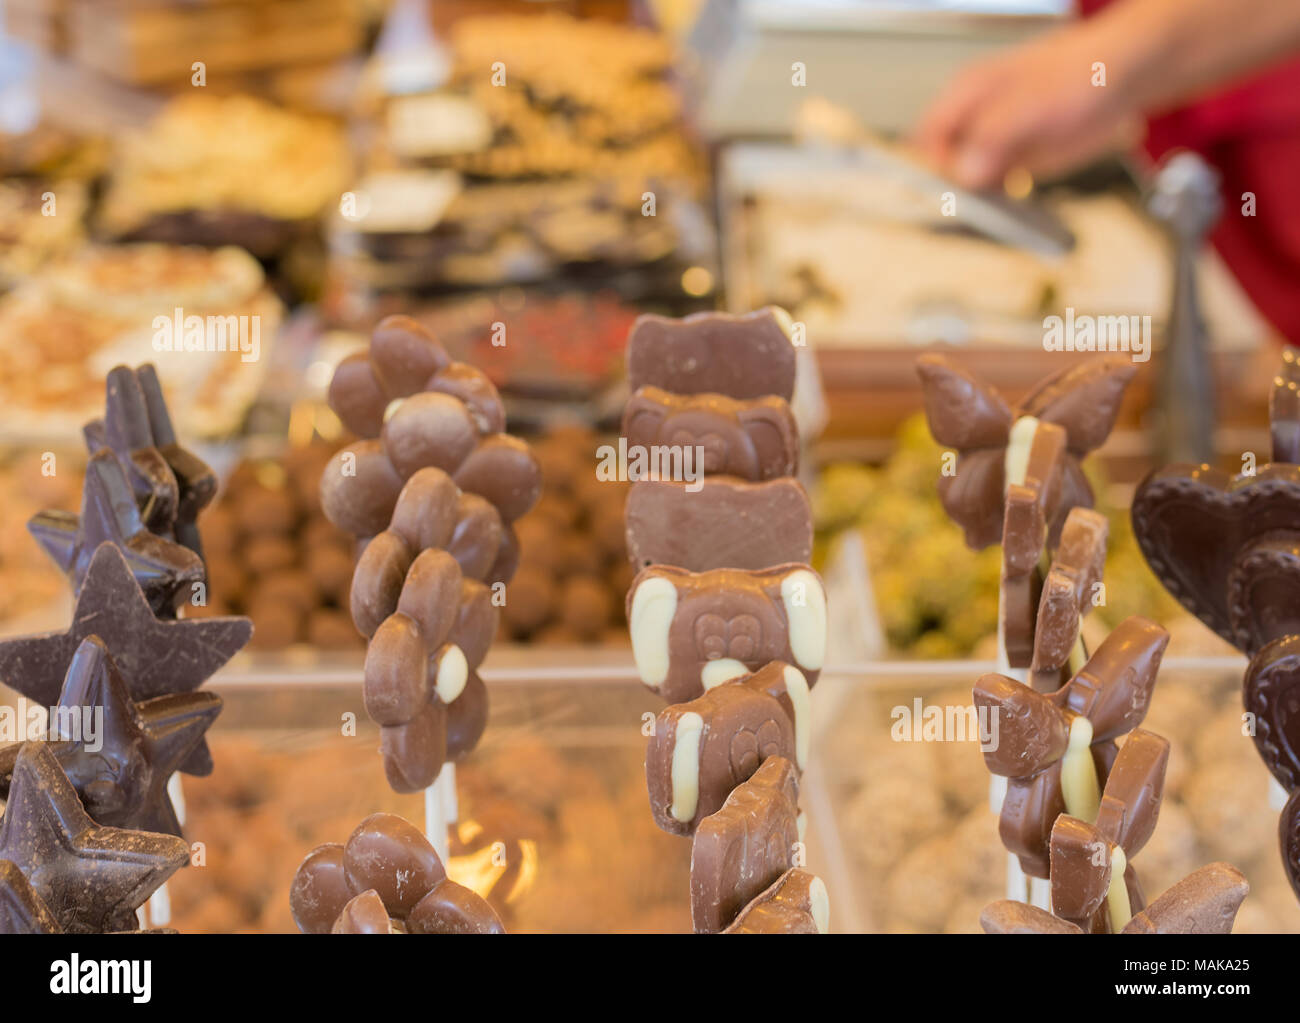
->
{"left": 0, "top": 542, "right": 250, "bottom": 776}
{"left": 1242, "top": 635, "right": 1300, "bottom": 790}
{"left": 0, "top": 635, "right": 221, "bottom": 835}
{"left": 1281, "top": 788, "right": 1300, "bottom": 902}
{"left": 0, "top": 742, "right": 189, "bottom": 934}
{"left": 29, "top": 448, "right": 205, "bottom": 618}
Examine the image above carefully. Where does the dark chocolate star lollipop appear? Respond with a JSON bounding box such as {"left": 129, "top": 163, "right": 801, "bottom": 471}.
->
{"left": 0, "top": 542, "right": 250, "bottom": 776}
{"left": 84, "top": 364, "right": 216, "bottom": 559}
{"left": 0, "top": 742, "right": 189, "bottom": 934}
{"left": 0, "top": 636, "right": 221, "bottom": 836}
{"left": 28, "top": 448, "right": 204, "bottom": 618}
{"left": 0, "top": 859, "right": 61, "bottom": 934}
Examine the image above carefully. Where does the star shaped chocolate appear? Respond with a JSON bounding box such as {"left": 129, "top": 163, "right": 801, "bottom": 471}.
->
{"left": 0, "top": 542, "right": 250, "bottom": 776}
{"left": 29, "top": 449, "right": 204, "bottom": 618}
{"left": 84, "top": 364, "right": 216, "bottom": 559}
{"left": 0, "top": 859, "right": 61, "bottom": 934}
{"left": 0, "top": 635, "right": 221, "bottom": 836}
{"left": 0, "top": 742, "right": 189, "bottom": 934}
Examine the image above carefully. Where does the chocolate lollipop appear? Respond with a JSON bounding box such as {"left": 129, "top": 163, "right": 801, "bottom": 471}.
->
{"left": 289, "top": 813, "right": 504, "bottom": 935}
{"left": 0, "top": 636, "right": 221, "bottom": 836}
{"left": 1029, "top": 507, "right": 1109, "bottom": 692}
{"left": 29, "top": 449, "right": 204, "bottom": 618}
{"left": 645, "top": 661, "right": 808, "bottom": 835}
{"left": 916, "top": 354, "right": 1135, "bottom": 551}
{"left": 321, "top": 315, "right": 540, "bottom": 538}
{"left": 690, "top": 755, "right": 801, "bottom": 933}
{"left": 973, "top": 616, "right": 1168, "bottom": 876}
{"left": 0, "top": 542, "right": 251, "bottom": 776}
{"left": 0, "top": 742, "right": 189, "bottom": 934}
{"left": 84, "top": 364, "right": 217, "bottom": 559}
{"left": 627, "top": 563, "right": 826, "bottom": 704}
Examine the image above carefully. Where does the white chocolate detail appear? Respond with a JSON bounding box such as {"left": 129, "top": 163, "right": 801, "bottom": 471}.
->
{"left": 701, "top": 658, "right": 748, "bottom": 689}
{"left": 797, "top": 811, "right": 807, "bottom": 843}
{"left": 1105, "top": 844, "right": 1132, "bottom": 932}
{"left": 433, "top": 644, "right": 468, "bottom": 704}
{"left": 768, "top": 305, "right": 796, "bottom": 339}
{"left": 1004, "top": 415, "right": 1039, "bottom": 489}
{"left": 781, "top": 569, "right": 826, "bottom": 671}
{"left": 782, "top": 664, "right": 811, "bottom": 769}
{"left": 1060, "top": 715, "right": 1101, "bottom": 823}
{"left": 630, "top": 577, "right": 677, "bottom": 688}
{"left": 808, "top": 875, "right": 830, "bottom": 934}
{"left": 1067, "top": 634, "right": 1088, "bottom": 675}
{"left": 383, "top": 397, "right": 405, "bottom": 423}
{"left": 669, "top": 712, "right": 704, "bottom": 823}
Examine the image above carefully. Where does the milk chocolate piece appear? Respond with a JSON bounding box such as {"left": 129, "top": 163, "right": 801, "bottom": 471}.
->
{"left": 364, "top": 613, "right": 431, "bottom": 726}
{"left": 1055, "top": 507, "right": 1109, "bottom": 606}
{"left": 333, "top": 890, "right": 393, "bottom": 934}
{"left": 646, "top": 663, "right": 804, "bottom": 835}
{"left": 350, "top": 530, "right": 412, "bottom": 638}
{"left": 330, "top": 351, "right": 389, "bottom": 438}
{"left": 974, "top": 672, "right": 1070, "bottom": 777}
{"left": 370, "top": 316, "right": 452, "bottom": 399}
{"left": 395, "top": 548, "right": 462, "bottom": 650}
{"left": 627, "top": 308, "right": 797, "bottom": 402}
{"left": 320, "top": 440, "right": 408, "bottom": 538}
{"left": 1131, "top": 461, "right": 1300, "bottom": 655}
{"left": 291, "top": 812, "right": 505, "bottom": 935}
{"left": 979, "top": 900, "right": 1083, "bottom": 935}
{"left": 1281, "top": 788, "right": 1300, "bottom": 901}
{"left": 999, "top": 761, "right": 1065, "bottom": 878}
{"left": 1094, "top": 729, "right": 1168, "bottom": 855}
{"left": 1002, "top": 423, "right": 1066, "bottom": 576}
{"left": 380, "top": 701, "right": 447, "bottom": 793}
{"left": 722, "top": 869, "right": 827, "bottom": 934}
{"left": 31, "top": 449, "right": 205, "bottom": 618}
{"left": 1049, "top": 815, "right": 1115, "bottom": 930}
{"left": 388, "top": 467, "right": 459, "bottom": 552}
{"left": 0, "top": 543, "right": 250, "bottom": 776}
{"left": 451, "top": 434, "right": 542, "bottom": 524}
{"left": 627, "top": 564, "right": 826, "bottom": 703}
{"left": 1271, "top": 348, "right": 1300, "bottom": 463}
{"left": 0, "top": 859, "right": 61, "bottom": 934}
{"left": 624, "top": 477, "right": 813, "bottom": 572}
{"left": 383, "top": 392, "right": 479, "bottom": 479}
{"left": 408, "top": 878, "right": 505, "bottom": 934}
{"left": 0, "top": 743, "right": 189, "bottom": 934}
{"left": 289, "top": 843, "right": 352, "bottom": 934}
{"left": 1122, "top": 863, "right": 1249, "bottom": 934}
{"left": 0, "top": 636, "right": 221, "bottom": 836}
{"left": 690, "top": 756, "right": 801, "bottom": 933}
{"left": 917, "top": 354, "right": 1135, "bottom": 551}
{"left": 622, "top": 387, "right": 799, "bottom": 481}
{"left": 1052, "top": 617, "right": 1167, "bottom": 741}
{"left": 446, "top": 669, "right": 488, "bottom": 761}
{"left": 1030, "top": 568, "right": 1081, "bottom": 692}
{"left": 1243, "top": 635, "right": 1300, "bottom": 790}
{"left": 445, "top": 493, "right": 504, "bottom": 580}
{"left": 426, "top": 362, "right": 506, "bottom": 436}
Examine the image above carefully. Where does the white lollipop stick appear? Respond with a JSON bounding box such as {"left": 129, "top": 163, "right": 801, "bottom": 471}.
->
{"left": 425, "top": 776, "right": 450, "bottom": 865}
{"left": 146, "top": 773, "right": 188, "bottom": 927}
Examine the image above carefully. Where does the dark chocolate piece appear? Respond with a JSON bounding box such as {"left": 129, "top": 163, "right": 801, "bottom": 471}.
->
{"left": 0, "top": 859, "right": 61, "bottom": 934}
{"left": 0, "top": 743, "right": 189, "bottom": 934}
{"left": 624, "top": 477, "right": 813, "bottom": 572}
{"left": 1245, "top": 634, "right": 1300, "bottom": 792}
{"left": 627, "top": 308, "right": 797, "bottom": 402}
{"left": 0, "top": 543, "right": 250, "bottom": 776}
{"left": 722, "top": 869, "right": 827, "bottom": 934}
{"left": 1281, "top": 788, "right": 1300, "bottom": 902}
{"left": 30, "top": 449, "right": 204, "bottom": 618}
{"left": 0, "top": 635, "right": 221, "bottom": 836}
{"left": 622, "top": 387, "right": 799, "bottom": 481}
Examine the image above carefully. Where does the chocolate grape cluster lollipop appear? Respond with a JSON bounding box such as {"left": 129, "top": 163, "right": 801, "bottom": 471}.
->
{"left": 622, "top": 309, "right": 830, "bottom": 933}
{"left": 981, "top": 728, "right": 1249, "bottom": 934}
{"left": 289, "top": 812, "right": 503, "bottom": 934}
{"left": 1133, "top": 348, "right": 1300, "bottom": 902}
{"left": 319, "top": 317, "right": 541, "bottom": 795}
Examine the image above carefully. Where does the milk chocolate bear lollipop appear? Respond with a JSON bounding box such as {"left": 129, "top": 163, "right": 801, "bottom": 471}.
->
{"left": 321, "top": 315, "right": 541, "bottom": 542}
{"left": 289, "top": 813, "right": 504, "bottom": 934}
{"left": 974, "top": 617, "right": 1168, "bottom": 877}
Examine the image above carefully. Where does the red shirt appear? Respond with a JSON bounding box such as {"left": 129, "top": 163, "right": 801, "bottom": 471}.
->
{"left": 1081, "top": 0, "right": 1300, "bottom": 342}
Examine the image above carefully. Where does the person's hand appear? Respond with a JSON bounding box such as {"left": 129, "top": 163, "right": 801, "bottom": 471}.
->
{"left": 913, "top": 23, "right": 1142, "bottom": 190}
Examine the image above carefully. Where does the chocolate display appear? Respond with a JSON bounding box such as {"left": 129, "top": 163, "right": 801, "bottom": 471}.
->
{"left": 0, "top": 742, "right": 189, "bottom": 934}
{"left": 321, "top": 315, "right": 541, "bottom": 537}
{"left": 289, "top": 812, "right": 504, "bottom": 935}
{"left": 627, "top": 563, "right": 826, "bottom": 704}
{"left": 0, "top": 542, "right": 250, "bottom": 776}
{"left": 622, "top": 387, "right": 799, "bottom": 481}
{"left": 0, "top": 636, "right": 220, "bottom": 836}
{"left": 916, "top": 354, "right": 1136, "bottom": 551}
{"left": 645, "top": 662, "right": 808, "bottom": 835}
{"left": 973, "top": 616, "right": 1168, "bottom": 876}
{"left": 721, "top": 869, "right": 828, "bottom": 934}
{"left": 689, "top": 755, "right": 802, "bottom": 933}
{"left": 626, "top": 308, "right": 797, "bottom": 402}
{"left": 624, "top": 477, "right": 813, "bottom": 571}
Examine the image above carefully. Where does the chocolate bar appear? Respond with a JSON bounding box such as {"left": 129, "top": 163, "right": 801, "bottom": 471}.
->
{"left": 622, "top": 387, "right": 798, "bottom": 481}
{"left": 690, "top": 756, "right": 801, "bottom": 933}
{"left": 627, "top": 563, "right": 826, "bottom": 703}
{"left": 627, "top": 308, "right": 797, "bottom": 402}
{"left": 624, "top": 477, "right": 813, "bottom": 572}
{"left": 646, "top": 661, "right": 808, "bottom": 835}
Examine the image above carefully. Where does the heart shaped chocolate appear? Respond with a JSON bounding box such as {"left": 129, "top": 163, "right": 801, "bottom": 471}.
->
{"left": 1131, "top": 462, "right": 1300, "bottom": 654}
{"left": 1281, "top": 788, "right": 1300, "bottom": 901}
{"left": 1243, "top": 635, "right": 1300, "bottom": 790}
